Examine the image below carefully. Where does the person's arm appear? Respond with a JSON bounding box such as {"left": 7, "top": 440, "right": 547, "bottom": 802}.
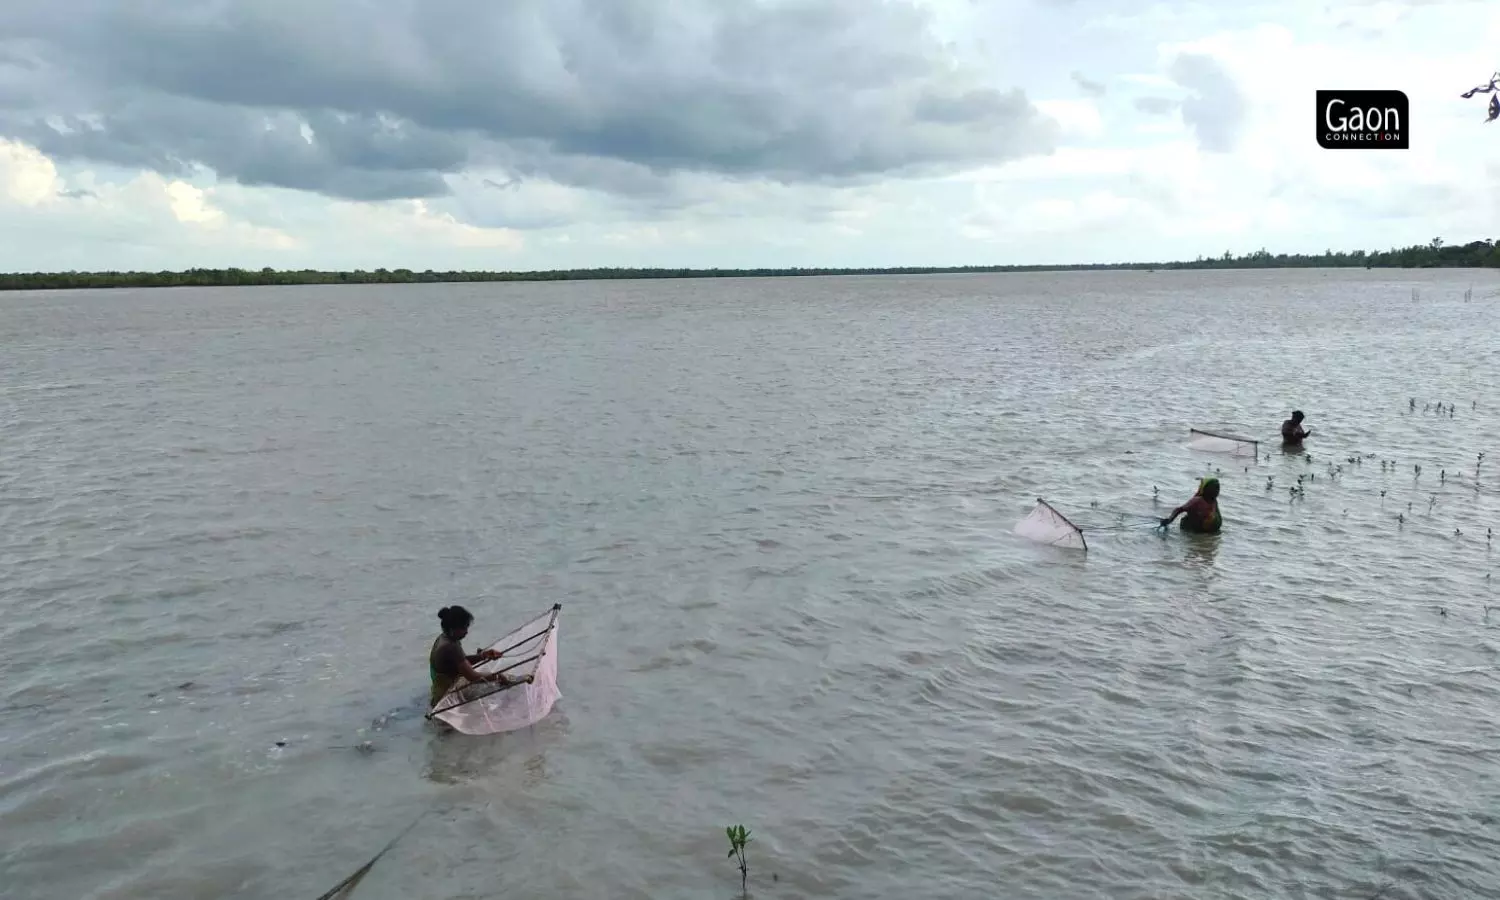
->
{"left": 441, "top": 644, "right": 507, "bottom": 685}
{"left": 458, "top": 657, "right": 506, "bottom": 684}
{"left": 1161, "top": 501, "right": 1189, "bottom": 525}
{"left": 464, "top": 648, "right": 502, "bottom": 664}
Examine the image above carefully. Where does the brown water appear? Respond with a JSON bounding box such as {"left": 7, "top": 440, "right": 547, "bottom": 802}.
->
{"left": 2, "top": 269, "right": 1499, "bottom": 900}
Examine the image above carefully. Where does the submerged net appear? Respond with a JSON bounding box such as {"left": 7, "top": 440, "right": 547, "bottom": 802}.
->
{"left": 1014, "top": 498, "right": 1088, "bottom": 551}
{"left": 428, "top": 604, "right": 561, "bottom": 736}
{"left": 1072, "top": 507, "right": 1164, "bottom": 530}
{"left": 1187, "top": 428, "right": 1260, "bottom": 457}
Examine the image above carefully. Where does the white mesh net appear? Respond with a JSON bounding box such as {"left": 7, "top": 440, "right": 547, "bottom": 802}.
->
{"left": 428, "top": 604, "right": 561, "bottom": 736}
{"left": 1187, "top": 428, "right": 1259, "bottom": 457}
{"left": 1013, "top": 499, "right": 1088, "bottom": 551}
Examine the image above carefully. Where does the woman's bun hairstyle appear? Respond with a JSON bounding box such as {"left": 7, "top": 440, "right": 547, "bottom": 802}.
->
{"left": 438, "top": 605, "right": 474, "bottom": 631}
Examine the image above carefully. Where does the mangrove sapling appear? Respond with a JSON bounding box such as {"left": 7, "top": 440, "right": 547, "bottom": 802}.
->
{"left": 725, "top": 824, "right": 751, "bottom": 895}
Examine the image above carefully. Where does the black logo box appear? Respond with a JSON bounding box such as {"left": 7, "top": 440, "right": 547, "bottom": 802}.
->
{"left": 1316, "top": 89, "right": 1409, "bottom": 149}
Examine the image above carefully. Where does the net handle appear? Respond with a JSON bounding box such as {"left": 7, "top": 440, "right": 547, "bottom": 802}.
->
{"left": 1189, "top": 427, "right": 1259, "bottom": 445}
{"left": 426, "top": 666, "right": 535, "bottom": 717}
{"left": 478, "top": 621, "right": 556, "bottom": 661}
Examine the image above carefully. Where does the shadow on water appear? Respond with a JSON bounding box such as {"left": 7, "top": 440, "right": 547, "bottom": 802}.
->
{"left": 303, "top": 694, "right": 569, "bottom": 900}
{"left": 421, "top": 719, "right": 567, "bottom": 787}
{"left": 349, "top": 693, "right": 568, "bottom": 787}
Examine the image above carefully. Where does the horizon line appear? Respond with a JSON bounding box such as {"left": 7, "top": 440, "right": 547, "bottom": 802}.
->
{"left": 1, "top": 238, "right": 1497, "bottom": 290}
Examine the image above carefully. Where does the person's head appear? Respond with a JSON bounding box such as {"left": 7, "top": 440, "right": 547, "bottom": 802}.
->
{"left": 1291, "top": 410, "right": 1304, "bottom": 423}
{"left": 1199, "top": 477, "right": 1220, "bottom": 501}
{"left": 438, "top": 605, "right": 474, "bottom": 639}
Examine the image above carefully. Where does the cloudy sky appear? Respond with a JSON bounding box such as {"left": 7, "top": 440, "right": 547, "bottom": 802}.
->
{"left": 0, "top": 0, "right": 1497, "bottom": 272}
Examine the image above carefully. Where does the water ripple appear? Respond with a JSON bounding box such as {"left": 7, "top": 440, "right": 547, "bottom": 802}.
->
{"left": 3, "top": 271, "right": 1500, "bottom": 899}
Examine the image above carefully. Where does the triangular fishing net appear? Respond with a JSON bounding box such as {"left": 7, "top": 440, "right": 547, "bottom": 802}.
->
{"left": 427, "top": 604, "right": 561, "bottom": 736}
{"left": 1013, "top": 498, "right": 1088, "bottom": 551}
{"left": 1187, "top": 428, "right": 1259, "bottom": 457}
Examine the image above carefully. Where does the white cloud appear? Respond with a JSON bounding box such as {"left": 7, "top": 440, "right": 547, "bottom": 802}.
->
{"left": 164, "top": 181, "right": 224, "bottom": 225}
{"left": 1, "top": 139, "right": 61, "bottom": 206}
{"left": 0, "top": 0, "right": 1498, "bottom": 271}
{"left": 351, "top": 199, "right": 525, "bottom": 251}
{"left": 1035, "top": 99, "right": 1106, "bottom": 140}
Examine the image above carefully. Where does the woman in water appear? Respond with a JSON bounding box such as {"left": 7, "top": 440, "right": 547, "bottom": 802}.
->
{"left": 1160, "top": 477, "right": 1223, "bottom": 533}
{"left": 1281, "top": 410, "right": 1310, "bottom": 448}
{"left": 429, "top": 605, "right": 510, "bottom": 709}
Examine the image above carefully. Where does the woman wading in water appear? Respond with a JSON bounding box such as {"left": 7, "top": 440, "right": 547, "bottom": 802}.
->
{"left": 1161, "top": 477, "right": 1223, "bottom": 534}
{"left": 429, "top": 605, "right": 511, "bottom": 708}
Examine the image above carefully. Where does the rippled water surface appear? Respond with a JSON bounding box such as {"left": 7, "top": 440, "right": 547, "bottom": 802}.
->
{"left": 4, "top": 270, "right": 1500, "bottom": 900}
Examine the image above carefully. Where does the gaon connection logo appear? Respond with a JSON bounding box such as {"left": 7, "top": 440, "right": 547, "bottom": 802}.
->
{"left": 1316, "top": 89, "right": 1409, "bottom": 149}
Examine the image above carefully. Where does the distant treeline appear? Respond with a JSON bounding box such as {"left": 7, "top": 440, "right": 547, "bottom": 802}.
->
{"left": 3, "top": 238, "right": 1498, "bottom": 292}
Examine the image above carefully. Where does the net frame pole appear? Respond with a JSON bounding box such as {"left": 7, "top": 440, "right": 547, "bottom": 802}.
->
{"left": 425, "top": 654, "right": 541, "bottom": 716}
{"left": 1188, "top": 428, "right": 1260, "bottom": 455}
{"left": 1036, "top": 497, "right": 1088, "bottom": 552}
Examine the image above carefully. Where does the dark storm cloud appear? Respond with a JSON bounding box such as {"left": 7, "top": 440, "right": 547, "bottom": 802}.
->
{"left": 10, "top": 100, "right": 463, "bottom": 200}
{"left": 0, "top": 0, "right": 1058, "bottom": 202}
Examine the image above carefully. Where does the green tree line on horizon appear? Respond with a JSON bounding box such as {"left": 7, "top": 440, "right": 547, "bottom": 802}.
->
{"left": 2, "top": 237, "right": 1498, "bottom": 292}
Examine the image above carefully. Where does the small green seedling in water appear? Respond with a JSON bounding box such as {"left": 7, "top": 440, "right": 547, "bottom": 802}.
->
{"left": 726, "top": 824, "right": 751, "bottom": 895}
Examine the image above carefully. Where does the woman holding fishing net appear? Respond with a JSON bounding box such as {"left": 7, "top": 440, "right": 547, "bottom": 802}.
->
{"left": 1161, "top": 477, "right": 1223, "bottom": 534}
{"left": 429, "top": 605, "right": 513, "bottom": 708}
